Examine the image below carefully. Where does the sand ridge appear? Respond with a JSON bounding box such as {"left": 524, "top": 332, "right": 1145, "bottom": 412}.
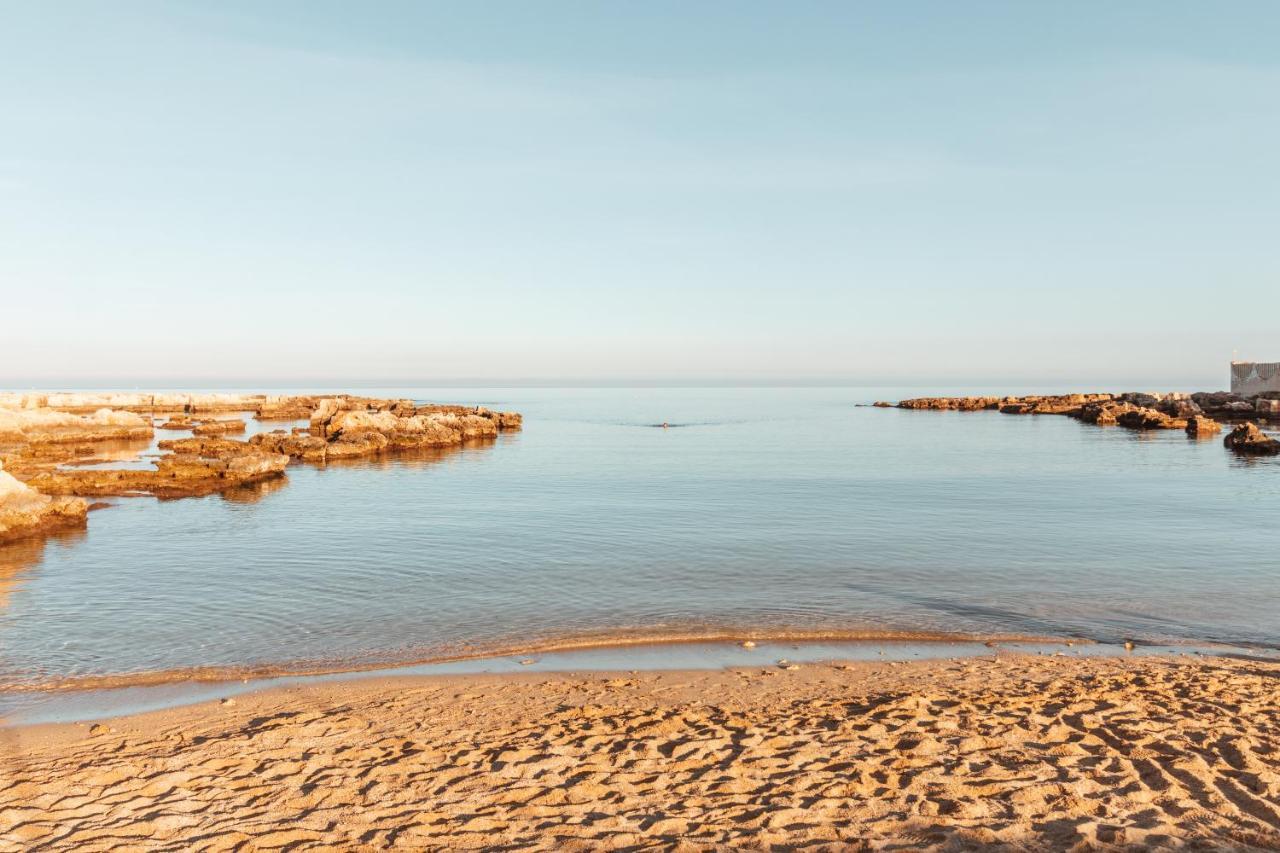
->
{"left": 2, "top": 654, "right": 1279, "bottom": 850}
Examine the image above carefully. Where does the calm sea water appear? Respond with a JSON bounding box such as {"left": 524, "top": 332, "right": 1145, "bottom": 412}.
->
{"left": 2, "top": 386, "right": 1278, "bottom": 689}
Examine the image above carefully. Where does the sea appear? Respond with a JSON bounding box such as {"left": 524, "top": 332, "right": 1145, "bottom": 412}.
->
{"left": 2, "top": 386, "right": 1278, "bottom": 698}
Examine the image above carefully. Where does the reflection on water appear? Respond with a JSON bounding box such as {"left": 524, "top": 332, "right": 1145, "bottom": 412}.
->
{"left": 220, "top": 476, "right": 292, "bottom": 505}
{"left": 0, "top": 527, "right": 87, "bottom": 612}
{"left": 2, "top": 387, "right": 1279, "bottom": 690}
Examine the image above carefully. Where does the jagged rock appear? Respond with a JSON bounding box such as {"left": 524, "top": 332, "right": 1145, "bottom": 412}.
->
{"left": 1223, "top": 422, "right": 1280, "bottom": 455}
{"left": 1185, "top": 416, "right": 1222, "bottom": 436}
{"left": 0, "top": 462, "right": 88, "bottom": 543}
{"left": 250, "top": 431, "right": 329, "bottom": 461}
{"left": 1157, "top": 398, "right": 1203, "bottom": 418}
{"left": 1255, "top": 399, "right": 1280, "bottom": 415}
{"left": 192, "top": 419, "right": 246, "bottom": 436}
{"left": 1116, "top": 407, "right": 1186, "bottom": 430}
{"left": 158, "top": 417, "right": 195, "bottom": 430}
{"left": 1191, "top": 392, "right": 1247, "bottom": 414}
{"left": 872, "top": 401, "right": 893, "bottom": 408}
{"left": 1074, "top": 400, "right": 1138, "bottom": 426}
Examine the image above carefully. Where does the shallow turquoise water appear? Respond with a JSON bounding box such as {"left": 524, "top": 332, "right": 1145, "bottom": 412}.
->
{"left": 2, "top": 386, "right": 1278, "bottom": 687}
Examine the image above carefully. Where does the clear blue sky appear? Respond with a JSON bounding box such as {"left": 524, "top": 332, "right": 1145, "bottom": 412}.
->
{"left": 2, "top": 1, "right": 1277, "bottom": 387}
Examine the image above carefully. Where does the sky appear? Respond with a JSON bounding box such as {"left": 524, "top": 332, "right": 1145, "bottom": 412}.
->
{"left": 2, "top": 1, "right": 1277, "bottom": 388}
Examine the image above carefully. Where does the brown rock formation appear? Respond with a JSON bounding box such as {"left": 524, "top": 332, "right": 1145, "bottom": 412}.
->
{"left": 255, "top": 398, "right": 320, "bottom": 420}
{"left": 1190, "top": 392, "right": 1252, "bottom": 415}
{"left": 249, "top": 431, "right": 330, "bottom": 462}
{"left": 1185, "top": 416, "right": 1222, "bottom": 437}
{"left": 1115, "top": 407, "right": 1186, "bottom": 430}
{"left": 1223, "top": 422, "right": 1280, "bottom": 456}
{"left": 897, "top": 397, "right": 1001, "bottom": 411}
{"left": 0, "top": 462, "right": 88, "bottom": 544}
{"left": 192, "top": 419, "right": 247, "bottom": 436}
{"left": 27, "top": 438, "right": 289, "bottom": 498}
{"left": 0, "top": 393, "right": 523, "bottom": 539}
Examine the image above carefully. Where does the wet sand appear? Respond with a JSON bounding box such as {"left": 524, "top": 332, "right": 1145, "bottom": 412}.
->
{"left": 4, "top": 653, "right": 1279, "bottom": 850}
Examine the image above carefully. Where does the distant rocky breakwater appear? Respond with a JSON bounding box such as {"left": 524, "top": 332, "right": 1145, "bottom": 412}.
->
{"left": 876, "top": 391, "right": 1280, "bottom": 455}
{"left": 0, "top": 393, "right": 522, "bottom": 544}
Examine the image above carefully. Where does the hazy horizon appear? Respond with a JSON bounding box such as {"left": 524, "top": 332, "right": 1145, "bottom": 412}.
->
{"left": 4, "top": 2, "right": 1278, "bottom": 387}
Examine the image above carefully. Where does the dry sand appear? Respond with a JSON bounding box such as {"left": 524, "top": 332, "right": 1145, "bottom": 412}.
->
{"left": 2, "top": 654, "right": 1279, "bottom": 850}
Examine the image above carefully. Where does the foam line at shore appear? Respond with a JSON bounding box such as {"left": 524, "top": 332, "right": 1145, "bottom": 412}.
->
{"left": 5, "top": 637, "right": 1271, "bottom": 728}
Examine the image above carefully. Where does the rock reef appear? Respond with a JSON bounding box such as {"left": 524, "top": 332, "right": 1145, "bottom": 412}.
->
{"left": 27, "top": 438, "right": 290, "bottom": 498}
{"left": 885, "top": 390, "right": 1280, "bottom": 458}
{"left": 0, "top": 393, "right": 522, "bottom": 543}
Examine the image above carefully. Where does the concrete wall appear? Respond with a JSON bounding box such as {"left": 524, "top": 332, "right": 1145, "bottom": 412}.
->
{"left": 1231, "top": 362, "right": 1280, "bottom": 395}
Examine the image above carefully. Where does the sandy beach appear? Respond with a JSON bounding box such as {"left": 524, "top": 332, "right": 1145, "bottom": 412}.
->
{"left": 4, "top": 653, "right": 1279, "bottom": 850}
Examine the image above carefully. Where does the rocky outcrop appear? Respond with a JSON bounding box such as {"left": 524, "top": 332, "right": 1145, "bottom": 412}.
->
{"left": 0, "top": 462, "right": 88, "bottom": 544}
{"left": 885, "top": 390, "right": 1280, "bottom": 461}
{"left": 897, "top": 397, "right": 1001, "bottom": 411}
{"left": 899, "top": 394, "right": 1114, "bottom": 416}
{"left": 1223, "top": 422, "right": 1280, "bottom": 456}
{"left": 0, "top": 407, "right": 153, "bottom": 444}
{"left": 1074, "top": 400, "right": 1137, "bottom": 426}
{"left": 27, "top": 438, "right": 289, "bottom": 498}
{"left": 1191, "top": 392, "right": 1254, "bottom": 415}
{"left": 1185, "top": 416, "right": 1222, "bottom": 437}
{"left": 251, "top": 401, "right": 520, "bottom": 463}
{"left": 0, "top": 392, "right": 524, "bottom": 540}
{"left": 192, "top": 419, "right": 247, "bottom": 436}
{"left": 1157, "top": 398, "right": 1203, "bottom": 418}
{"left": 255, "top": 397, "right": 321, "bottom": 420}
{"left": 250, "top": 431, "right": 330, "bottom": 462}
{"left": 1114, "top": 408, "right": 1187, "bottom": 430}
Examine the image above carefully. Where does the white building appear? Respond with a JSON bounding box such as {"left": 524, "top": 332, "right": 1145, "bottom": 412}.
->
{"left": 1231, "top": 362, "right": 1280, "bottom": 395}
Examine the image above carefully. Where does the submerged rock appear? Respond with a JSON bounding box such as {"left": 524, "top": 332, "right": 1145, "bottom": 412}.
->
{"left": 1223, "top": 422, "right": 1280, "bottom": 455}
